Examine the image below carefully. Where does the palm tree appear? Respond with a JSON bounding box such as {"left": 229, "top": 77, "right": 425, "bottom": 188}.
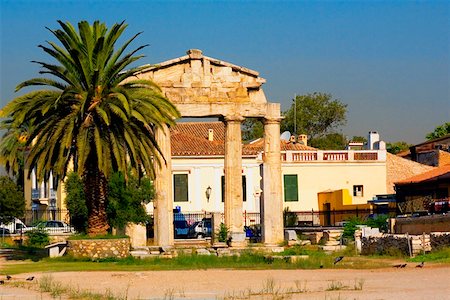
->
{"left": 0, "top": 120, "right": 33, "bottom": 188}
{"left": 0, "top": 20, "right": 180, "bottom": 235}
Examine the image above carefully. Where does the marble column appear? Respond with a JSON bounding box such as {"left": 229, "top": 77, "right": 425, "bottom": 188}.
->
{"left": 223, "top": 115, "right": 246, "bottom": 246}
{"left": 153, "top": 124, "right": 174, "bottom": 247}
{"left": 262, "top": 116, "right": 284, "bottom": 245}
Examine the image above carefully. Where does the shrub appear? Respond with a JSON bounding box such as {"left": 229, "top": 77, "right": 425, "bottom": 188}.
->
{"left": 217, "top": 223, "right": 228, "bottom": 242}
{"left": 366, "top": 214, "right": 389, "bottom": 232}
{"left": 26, "top": 228, "right": 49, "bottom": 248}
{"left": 342, "top": 217, "right": 364, "bottom": 239}
{"left": 283, "top": 207, "right": 298, "bottom": 227}
{"left": 64, "top": 172, "right": 88, "bottom": 233}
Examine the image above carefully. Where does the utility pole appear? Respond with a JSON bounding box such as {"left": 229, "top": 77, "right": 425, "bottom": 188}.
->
{"left": 293, "top": 94, "right": 297, "bottom": 136}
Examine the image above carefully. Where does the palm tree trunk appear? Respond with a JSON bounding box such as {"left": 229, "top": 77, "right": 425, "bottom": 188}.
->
{"left": 83, "top": 165, "right": 109, "bottom": 236}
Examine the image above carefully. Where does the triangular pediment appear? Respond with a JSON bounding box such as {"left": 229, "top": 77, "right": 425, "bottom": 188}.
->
{"left": 135, "top": 49, "right": 267, "bottom": 106}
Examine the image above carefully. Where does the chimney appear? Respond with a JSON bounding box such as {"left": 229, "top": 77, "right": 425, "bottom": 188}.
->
{"left": 368, "top": 131, "right": 380, "bottom": 150}
{"left": 208, "top": 129, "right": 214, "bottom": 141}
{"left": 298, "top": 134, "right": 308, "bottom": 146}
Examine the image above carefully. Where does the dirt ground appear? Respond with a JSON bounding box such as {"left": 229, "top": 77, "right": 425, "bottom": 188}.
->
{"left": 1, "top": 265, "right": 449, "bottom": 299}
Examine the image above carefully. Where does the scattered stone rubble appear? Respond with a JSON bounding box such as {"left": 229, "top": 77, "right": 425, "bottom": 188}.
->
{"left": 320, "top": 229, "right": 346, "bottom": 252}
{"left": 129, "top": 245, "right": 286, "bottom": 259}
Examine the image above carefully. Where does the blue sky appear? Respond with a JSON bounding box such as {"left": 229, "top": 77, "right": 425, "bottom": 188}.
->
{"left": 1, "top": 0, "right": 448, "bottom": 144}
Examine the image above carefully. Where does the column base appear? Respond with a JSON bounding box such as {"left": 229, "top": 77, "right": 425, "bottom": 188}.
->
{"left": 229, "top": 232, "right": 247, "bottom": 248}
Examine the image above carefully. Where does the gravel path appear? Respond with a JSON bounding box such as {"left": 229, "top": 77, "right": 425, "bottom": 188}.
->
{"left": 1, "top": 265, "right": 449, "bottom": 299}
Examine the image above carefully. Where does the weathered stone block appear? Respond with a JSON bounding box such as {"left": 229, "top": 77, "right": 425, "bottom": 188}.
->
{"left": 284, "top": 230, "right": 297, "bottom": 241}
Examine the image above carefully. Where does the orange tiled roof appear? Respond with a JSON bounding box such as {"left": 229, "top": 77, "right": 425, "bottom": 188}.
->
{"left": 386, "top": 153, "right": 435, "bottom": 193}
{"left": 170, "top": 122, "right": 317, "bottom": 156}
{"left": 248, "top": 138, "right": 316, "bottom": 151}
{"left": 395, "top": 164, "right": 450, "bottom": 185}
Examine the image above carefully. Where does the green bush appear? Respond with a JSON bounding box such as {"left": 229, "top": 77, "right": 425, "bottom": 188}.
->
{"left": 217, "top": 223, "right": 228, "bottom": 242}
{"left": 64, "top": 172, "right": 88, "bottom": 233}
{"left": 26, "top": 229, "right": 49, "bottom": 248}
{"left": 342, "top": 217, "right": 364, "bottom": 239}
{"left": 366, "top": 215, "right": 389, "bottom": 232}
{"left": 283, "top": 207, "right": 298, "bottom": 227}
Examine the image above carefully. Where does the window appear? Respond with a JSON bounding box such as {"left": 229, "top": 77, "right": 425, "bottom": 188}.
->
{"left": 284, "top": 175, "right": 298, "bottom": 202}
{"left": 221, "top": 176, "right": 247, "bottom": 202}
{"left": 173, "top": 174, "right": 188, "bottom": 202}
{"left": 353, "top": 185, "right": 364, "bottom": 197}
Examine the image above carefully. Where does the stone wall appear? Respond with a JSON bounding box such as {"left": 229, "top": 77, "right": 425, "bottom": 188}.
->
{"left": 393, "top": 214, "right": 450, "bottom": 234}
{"left": 67, "top": 238, "right": 130, "bottom": 259}
{"left": 430, "top": 232, "right": 450, "bottom": 250}
{"left": 357, "top": 232, "right": 449, "bottom": 256}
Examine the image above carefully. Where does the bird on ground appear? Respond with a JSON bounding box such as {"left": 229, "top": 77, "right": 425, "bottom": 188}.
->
{"left": 26, "top": 276, "right": 34, "bottom": 281}
{"left": 393, "top": 264, "right": 403, "bottom": 268}
{"left": 0, "top": 280, "right": 4, "bottom": 285}
{"left": 400, "top": 264, "right": 407, "bottom": 268}
{"left": 333, "top": 256, "right": 344, "bottom": 265}
{"left": 416, "top": 262, "right": 424, "bottom": 268}
{"left": 319, "top": 265, "right": 324, "bottom": 269}
{"left": 6, "top": 275, "right": 11, "bottom": 280}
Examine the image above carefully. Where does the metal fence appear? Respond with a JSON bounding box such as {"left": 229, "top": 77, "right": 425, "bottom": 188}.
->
{"left": 23, "top": 209, "right": 71, "bottom": 226}
{"left": 16, "top": 207, "right": 398, "bottom": 236}
{"left": 285, "top": 208, "right": 398, "bottom": 227}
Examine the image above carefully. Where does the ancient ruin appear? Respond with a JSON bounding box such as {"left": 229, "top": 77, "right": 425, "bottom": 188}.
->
{"left": 134, "top": 49, "right": 283, "bottom": 247}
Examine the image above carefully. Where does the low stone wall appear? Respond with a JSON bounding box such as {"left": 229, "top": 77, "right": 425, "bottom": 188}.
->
{"left": 393, "top": 214, "right": 450, "bottom": 234}
{"left": 430, "top": 232, "right": 450, "bottom": 250}
{"left": 358, "top": 232, "right": 446, "bottom": 256}
{"left": 67, "top": 238, "right": 130, "bottom": 259}
{"left": 361, "top": 234, "right": 410, "bottom": 256}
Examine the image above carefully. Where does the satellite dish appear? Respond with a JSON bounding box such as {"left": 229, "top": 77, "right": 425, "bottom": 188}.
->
{"left": 280, "top": 131, "right": 291, "bottom": 141}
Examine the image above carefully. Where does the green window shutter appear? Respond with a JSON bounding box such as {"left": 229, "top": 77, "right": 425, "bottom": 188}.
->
{"left": 174, "top": 174, "right": 188, "bottom": 202}
{"left": 284, "top": 175, "right": 298, "bottom": 202}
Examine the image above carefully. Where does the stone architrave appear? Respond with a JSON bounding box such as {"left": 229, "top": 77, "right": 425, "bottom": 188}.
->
{"left": 153, "top": 124, "right": 174, "bottom": 247}
{"left": 262, "top": 111, "right": 284, "bottom": 245}
{"left": 224, "top": 115, "right": 246, "bottom": 246}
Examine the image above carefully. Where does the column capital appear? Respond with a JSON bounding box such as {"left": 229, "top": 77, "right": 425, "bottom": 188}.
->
{"left": 263, "top": 116, "right": 282, "bottom": 125}
{"left": 223, "top": 115, "right": 245, "bottom": 123}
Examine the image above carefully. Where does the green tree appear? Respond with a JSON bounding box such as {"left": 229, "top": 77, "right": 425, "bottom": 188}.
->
{"left": 107, "top": 171, "right": 153, "bottom": 231}
{"left": 426, "top": 122, "right": 450, "bottom": 140}
{"left": 386, "top": 141, "right": 411, "bottom": 154}
{"left": 350, "top": 136, "right": 367, "bottom": 143}
{"left": 64, "top": 172, "right": 88, "bottom": 233}
{"left": 310, "top": 133, "right": 347, "bottom": 150}
{"left": 0, "top": 176, "right": 25, "bottom": 224}
{"left": 65, "top": 171, "right": 154, "bottom": 234}
{"left": 242, "top": 118, "right": 264, "bottom": 142}
{"left": 0, "top": 20, "right": 180, "bottom": 235}
{"left": 281, "top": 93, "right": 347, "bottom": 140}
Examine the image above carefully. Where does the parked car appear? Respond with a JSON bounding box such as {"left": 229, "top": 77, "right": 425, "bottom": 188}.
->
{"left": 174, "top": 220, "right": 189, "bottom": 238}
{"left": 26, "top": 220, "right": 74, "bottom": 233}
{"left": 0, "top": 227, "right": 11, "bottom": 235}
{"left": 187, "top": 218, "right": 212, "bottom": 239}
{"left": 0, "top": 218, "right": 27, "bottom": 233}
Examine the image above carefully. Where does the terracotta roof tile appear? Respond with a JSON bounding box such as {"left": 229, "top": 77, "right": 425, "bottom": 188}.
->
{"left": 170, "top": 122, "right": 317, "bottom": 157}
{"left": 395, "top": 164, "right": 450, "bottom": 185}
{"left": 386, "top": 153, "right": 435, "bottom": 193}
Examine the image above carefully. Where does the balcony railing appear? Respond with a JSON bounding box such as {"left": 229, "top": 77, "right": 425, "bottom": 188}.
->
{"left": 280, "top": 150, "right": 385, "bottom": 163}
